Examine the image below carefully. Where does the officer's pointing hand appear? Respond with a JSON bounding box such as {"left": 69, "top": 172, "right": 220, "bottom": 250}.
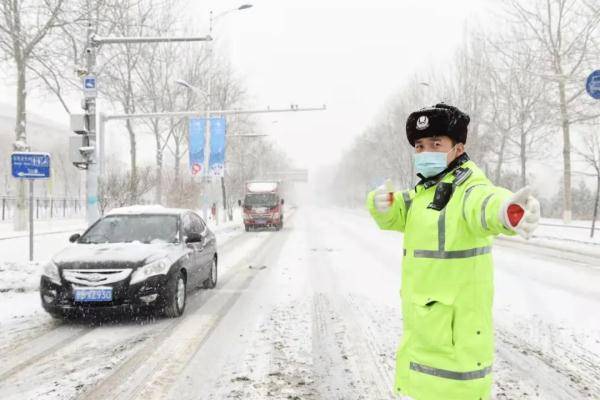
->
{"left": 374, "top": 179, "right": 395, "bottom": 213}
{"left": 500, "top": 186, "right": 540, "bottom": 240}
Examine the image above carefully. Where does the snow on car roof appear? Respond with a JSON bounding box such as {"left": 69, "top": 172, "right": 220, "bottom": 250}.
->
{"left": 106, "top": 205, "right": 189, "bottom": 216}
{"left": 247, "top": 182, "right": 278, "bottom": 192}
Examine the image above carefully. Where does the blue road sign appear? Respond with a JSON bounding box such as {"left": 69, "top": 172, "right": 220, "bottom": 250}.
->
{"left": 83, "top": 75, "right": 97, "bottom": 99}
{"left": 84, "top": 76, "right": 96, "bottom": 90}
{"left": 586, "top": 70, "right": 600, "bottom": 100}
{"left": 11, "top": 152, "right": 51, "bottom": 179}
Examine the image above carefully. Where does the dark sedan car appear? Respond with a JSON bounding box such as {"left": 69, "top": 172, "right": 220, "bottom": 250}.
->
{"left": 40, "top": 206, "right": 217, "bottom": 318}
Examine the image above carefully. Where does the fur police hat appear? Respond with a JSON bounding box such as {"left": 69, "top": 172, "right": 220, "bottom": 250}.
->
{"left": 405, "top": 103, "right": 470, "bottom": 147}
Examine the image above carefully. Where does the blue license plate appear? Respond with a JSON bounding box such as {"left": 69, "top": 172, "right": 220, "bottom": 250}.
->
{"left": 74, "top": 288, "right": 113, "bottom": 302}
{"left": 255, "top": 219, "right": 267, "bottom": 224}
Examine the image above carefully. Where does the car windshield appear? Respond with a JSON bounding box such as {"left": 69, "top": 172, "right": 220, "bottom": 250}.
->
{"left": 79, "top": 214, "right": 179, "bottom": 244}
{"left": 245, "top": 193, "right": 278, "bottom": 207}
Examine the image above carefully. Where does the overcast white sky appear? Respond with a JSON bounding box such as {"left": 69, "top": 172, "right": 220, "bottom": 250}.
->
{"left": 1, "top": 0, "right": 504, "bottom": 171}
{"left": 199, "top": 0, "right": 497, "bottom": 170}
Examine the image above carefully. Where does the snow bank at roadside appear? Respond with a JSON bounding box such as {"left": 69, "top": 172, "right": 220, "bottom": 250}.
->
{"left": 0, "top": 261, "right": 42, "bottom": 293}
{"left": 0, "top": 218, "right": 86, "bottom": 240}
{"left": 498, "top": 217, "right": 600, "bottom": 259}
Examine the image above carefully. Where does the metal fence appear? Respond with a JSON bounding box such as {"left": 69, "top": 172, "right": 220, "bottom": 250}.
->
{"left": 0, "top": 196, "right": 84, "bottom": 221}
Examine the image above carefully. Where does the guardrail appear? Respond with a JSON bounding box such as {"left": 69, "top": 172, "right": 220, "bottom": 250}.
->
{"left": 539, "top": 222, "right": 600, "bottom": 232}
{"left": 0, "top": 196, "right": 84, "bottom": 221}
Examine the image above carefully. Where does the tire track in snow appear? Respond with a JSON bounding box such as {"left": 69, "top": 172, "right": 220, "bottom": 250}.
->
{"left": 305, "top": 209, "right": 396, "bottom": 399}
{"left": 77, "top": 215, "right": 295, "bottom": 400}
{"left": 312, "top": 292, "right": 397, "bottom": 399}
{"left": 0, "top": 227, "right": 257, "bottom": 399}
{"left": 311, "top": 293, "right": 362, "bottom": 399}
{"left": 0, "top": 324, "right": 93, "bottom": 382}
{"left": 0, "top": 226, "right": 252, "bottom": 384}
{"left": 225, "top": 299, "right": 317, "bottom": 400}
{"left": 186, "top": 212, "right": 317, "bottom": 400}
{"left": 495, "top": 326, "right": 600, "bottom": 399}
{"left": 494, "top": 328, "right": 589, "bottom": 399}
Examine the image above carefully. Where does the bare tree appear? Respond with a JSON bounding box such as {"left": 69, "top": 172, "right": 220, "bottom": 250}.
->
{"left": 98, "top": 162, "right": 155, "bottom": 214}
{"left": 0, "top": 0, "right": 67, "bottom": 229}
{"left": 574, "top": 131, "right": 600, "bottom": 237}
{"left": 428, "top": 31, "right": 492, "bottom": 165}
{"left": 101, "top": 2, "right": 149, "bottom": 201}
{"left": 0, "top": 0, "right": 70, "bottom": 151}
{"left": 484, "top": 28, "right": 550, "bottom": 186}
{"left": 134, "top": 9, "right": 182, "bottom": 204}
{"left": 509, "top": 0, "right": 600, "bottom": 222}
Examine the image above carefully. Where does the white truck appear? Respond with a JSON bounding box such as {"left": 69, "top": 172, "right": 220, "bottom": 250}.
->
{"left": 242, "top": 181, "right": 284, "bottom": 231}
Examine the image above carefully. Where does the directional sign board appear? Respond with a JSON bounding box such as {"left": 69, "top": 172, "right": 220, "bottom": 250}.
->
{"left": 83, "top": 75, "right": 97, "bottom": 98}
{"left": 586, "top": 70, "right": 600, "bottom": 100}
{"left": 11, "top": 152, "right": 51, "bottom": 179}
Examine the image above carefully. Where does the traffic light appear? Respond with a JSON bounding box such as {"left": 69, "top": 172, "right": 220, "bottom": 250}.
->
{"left": 70, "top": 113, "right": 89, "bottom": 135}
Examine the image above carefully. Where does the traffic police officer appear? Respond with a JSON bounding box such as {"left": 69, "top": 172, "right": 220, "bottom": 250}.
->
{"left": 366, "top": 103, "right": 541, "bottom": 400}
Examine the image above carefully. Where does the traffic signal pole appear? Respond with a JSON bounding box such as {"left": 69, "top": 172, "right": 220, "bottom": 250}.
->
{"left": 76, "top": 11, "right": 211, "bottom": 226}
{"left": 97, "top": 105, "right": 326, "bottom": 220}
{"left": 83, "top": 18, "right": 99, "bottom": 225}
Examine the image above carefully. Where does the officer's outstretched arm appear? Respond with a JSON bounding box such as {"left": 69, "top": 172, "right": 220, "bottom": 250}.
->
{"left": 461, "top": 184, "right": 517, "bottom": 237}
{"left": 366, "top": 185, "right": 412, "bottom": 233}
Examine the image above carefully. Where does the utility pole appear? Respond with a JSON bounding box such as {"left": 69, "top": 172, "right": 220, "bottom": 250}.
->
{"left": 83, "top": 9, "right": 99, "bottom": 225}
{"left": 72, "top": 4, "right": 211, "bottom": 225}
{"left": 206, "top": 5, "right": 253, "bottom": 221}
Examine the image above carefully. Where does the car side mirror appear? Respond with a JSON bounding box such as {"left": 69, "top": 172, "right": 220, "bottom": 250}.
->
{"left": 238, "top": 199, "right": 242, "bottom": 207}
{"left": 280, "top": 199, "right": 285, "bottom": 205}
{"left": 185, "top": 233, "right": 202, "bottom": 244}
{"left": 69, "top": 233, "right": 81, "bottom": 243}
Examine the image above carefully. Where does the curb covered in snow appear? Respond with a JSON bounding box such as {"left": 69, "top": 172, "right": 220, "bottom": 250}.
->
{"left": 495, "top": 235, "right": 600, "bottom": 265}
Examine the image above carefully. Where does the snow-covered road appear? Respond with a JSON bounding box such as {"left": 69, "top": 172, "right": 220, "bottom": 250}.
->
{"left": 1, "top": 206, "right": 599, "bottom": 400}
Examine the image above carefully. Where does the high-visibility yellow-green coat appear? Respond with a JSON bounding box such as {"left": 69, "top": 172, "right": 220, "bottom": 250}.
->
{"left": 367, "top": 158, "right": 516, "bottom": 400}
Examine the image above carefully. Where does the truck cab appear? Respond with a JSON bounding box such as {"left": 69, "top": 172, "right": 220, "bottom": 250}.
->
{"left": 242, "top": 181, "right": 284, "bottom": 231}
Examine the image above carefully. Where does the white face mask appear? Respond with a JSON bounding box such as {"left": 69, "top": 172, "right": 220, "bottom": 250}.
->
{"left": 413, "top": 145, "right": 458, "bottom": 178}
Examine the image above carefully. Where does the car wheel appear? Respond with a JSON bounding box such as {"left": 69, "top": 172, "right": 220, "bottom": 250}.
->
{"left": 245, "top": 224, "right": 250, "bottom": 232}
{"left": 163, "top": 270, "right": 186, "bottom": 318}
{"left": 203, "top": 258, "right": 218, "bottom": 289}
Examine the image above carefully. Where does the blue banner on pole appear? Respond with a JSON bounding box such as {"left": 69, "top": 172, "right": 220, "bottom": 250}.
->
{"left": 189, "top": 118, "right": 205, "bottom": 176}
{"left": 209, "top": 117, "right": 226, "bottom": 177}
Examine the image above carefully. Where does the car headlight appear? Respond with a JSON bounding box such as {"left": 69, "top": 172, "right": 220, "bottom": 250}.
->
{"left": 43, "top": 260, "right": 61, "bottom": 285}
{"left": 130, "top": 258, "right": 171, "bottom": 285}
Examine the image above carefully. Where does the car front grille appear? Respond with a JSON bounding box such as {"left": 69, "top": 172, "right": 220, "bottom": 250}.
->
{"left": 62, "top": 269, "right": 132, "bottom": 287}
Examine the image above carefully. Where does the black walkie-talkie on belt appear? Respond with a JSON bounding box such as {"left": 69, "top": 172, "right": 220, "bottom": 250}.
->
{"left": 427, "top": 168, "right": 472, "bottom": 211}
{"left": 428, "top": 182, "right": 453, "bottom": 211}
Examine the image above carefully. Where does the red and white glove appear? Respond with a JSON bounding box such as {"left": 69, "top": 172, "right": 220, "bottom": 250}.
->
{"left": 373, "top": 179, "right": 395, "bottom": 213}
{"left": 499, "top": 186, "right": 540, "bottom": 239}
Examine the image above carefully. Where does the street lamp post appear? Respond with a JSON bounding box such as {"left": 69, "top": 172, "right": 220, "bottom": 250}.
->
{"left": 205, "top": 4, "right": 253, "bottom": 182}
{"left": 175, "top": 78, "right": 210, "bottom": 179}
{"left": 77, "top": 5, "right": 211, "bottom": 225}
{"left": 178, "top": 4, "right": 253, "bottom": 219}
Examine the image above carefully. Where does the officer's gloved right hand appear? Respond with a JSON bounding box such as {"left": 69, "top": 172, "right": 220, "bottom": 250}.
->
{"left": 373, "top": 179, "right": 395, "bottom": 213}
{"left": 499, "top": 186, "right": 540, "bottom": 239}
